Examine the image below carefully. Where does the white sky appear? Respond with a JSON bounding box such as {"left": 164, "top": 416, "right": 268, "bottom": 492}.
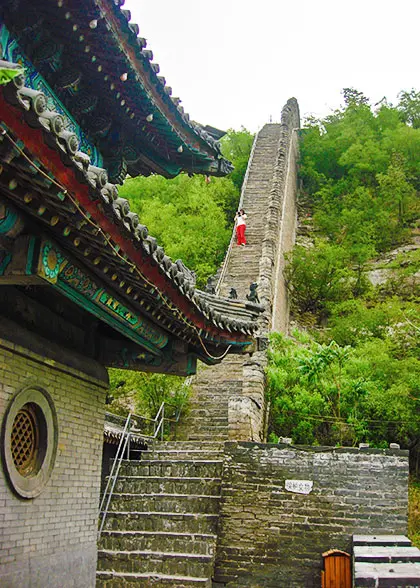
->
{"left": 125, "top": 0, "right": 419, "bottom": 132}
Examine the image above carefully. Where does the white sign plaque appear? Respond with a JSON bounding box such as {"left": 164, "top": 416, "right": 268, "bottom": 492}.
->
{"left": 285, "top": 479, "right": 313, "bottom": 494}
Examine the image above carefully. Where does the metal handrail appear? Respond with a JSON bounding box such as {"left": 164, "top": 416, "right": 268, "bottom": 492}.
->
{"left": 98, "top": 401, "right": 183, "bottom": 537}
{"left": 215, "top": 129, "right": 260, "bottom": 295}
{"left": 98, "top": 411, "right": 132, "bottom": 536}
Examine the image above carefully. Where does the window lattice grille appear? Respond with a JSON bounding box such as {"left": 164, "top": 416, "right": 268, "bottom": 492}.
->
{"left": 11, "top": 404, "right": 39, "bottom": 476}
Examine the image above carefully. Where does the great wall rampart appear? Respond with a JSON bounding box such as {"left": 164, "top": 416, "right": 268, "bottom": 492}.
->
{"left": 97, "top": 100, "right": 410, "bottom": 587}
{"left": 181, "top": 99, "right": 300, "bottom": 444}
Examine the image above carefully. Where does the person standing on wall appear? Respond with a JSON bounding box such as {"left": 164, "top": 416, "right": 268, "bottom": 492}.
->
{"left": 235, "top": 209, "right": 247, "bottom": 246}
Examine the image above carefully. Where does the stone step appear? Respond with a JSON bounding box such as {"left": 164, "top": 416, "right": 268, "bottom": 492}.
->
{"left": 182, "top": 413, "right": 228, "bottom": 423}
{"left": 179, "top": 420, "right": 228, "bottom": 430}
{"left": 186, "top": 395, "right": 231, "bottom": 402}
{"left": 108, "top": 493, "right": 221, "bottom": 514}
{"left": 175, "top": 428, "right": 228, "bottom": 442}
{"left": 96, "top": 570, "right": 211, "bottom": 587}
{"left": 118, "top": 460, "right": 223, "bottom": 478}
{"left": 353, "top": 534, "right": 412, "bottom": 547}
{"left": 140, "top": 449, "right": 224, "bottom": 461}
{"left": 156, "top": 441, "right": 225, "bottom": 451}
{"left": 353, "top": 545, "right": 420, "bottom": 563}
{"left": 186, "top": 408, "right": 228, "bottom": 416}
{"left": 184, "top": 427, "right": 227, "bottom": 436}
{"left": 97, "top": 550, "right": 213, "bottom": 579}
{"left": 189, "top": 381, "right": 240, "bottom": 390}
{"left": 180, "top": 413, "right": 228, "bottom": 421}
{"left": 113, "top": 476, "right": 221, "bottom": 496}
{"left": 103, "top": 512, "right": 219, "bottom": 534}
{"left": 186, "top": 390, "right": 235, "bottom": 398}
{"left": 99, "top": 530, "right": 217, "bottom": 556}
{"left": 354, "top": 562, "right": 420, "bottom": 587}
{"left": 184, "top": 432, "right": 228, "bottom": 439}
{"left": 178, "top": 429, "right": 228, "bottom": 439}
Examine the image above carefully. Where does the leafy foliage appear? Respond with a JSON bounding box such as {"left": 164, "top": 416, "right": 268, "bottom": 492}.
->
{"left": 107, "top": 369, "right": 190, "bottom": 420}
{"left": 118, "top": 129, "right": 253, "bottom": 287}
{"left": 284, "top": 242, "right": 353, "bottom": 318}
{"left": 398, "top": 89, "right": 420, "bottom": 129}
{"left": 267, "top": 332, "right": 420, "bottom": 448}
{"left": 220, "top": 127, "right": 254, "bottom": 192}
{"left": 271, "top": 89, "right": 420, "bottom": 457}
{"left": 409, "top": 479, "right": 420, "bottom": 548}
{"left": 289, "top": 90, "right": 420, "bottom": 321}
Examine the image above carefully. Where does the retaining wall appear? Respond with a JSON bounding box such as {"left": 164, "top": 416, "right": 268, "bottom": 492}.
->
{"left": 214, "top": 442, "right": 409, "bottom": 587}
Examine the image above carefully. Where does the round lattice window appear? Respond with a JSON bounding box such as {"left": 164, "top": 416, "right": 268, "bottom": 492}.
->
{"left": 2, "top": 387, "right": 57, "bottom": 499}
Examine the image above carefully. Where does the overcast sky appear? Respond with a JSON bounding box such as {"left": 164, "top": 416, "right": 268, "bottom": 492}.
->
{"left": 125, "top": 0, "right": 419, "bottom": 132}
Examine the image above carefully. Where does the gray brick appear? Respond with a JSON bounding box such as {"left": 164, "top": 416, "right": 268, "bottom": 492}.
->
{"left": 0, "top": 336, "right": 107, "bottom": 587}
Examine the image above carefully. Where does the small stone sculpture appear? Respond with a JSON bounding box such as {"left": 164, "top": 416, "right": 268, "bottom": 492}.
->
{"left": 246, "top": 282, "right": 259, "bottom": 303}
{"left": 205, "top": 276, "right": 216, "bottom": 295}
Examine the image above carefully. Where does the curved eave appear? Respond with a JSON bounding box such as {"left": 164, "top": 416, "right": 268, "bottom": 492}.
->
{"left": 99, "top": 0, "right": 230, "bottom": 168}
{"left": 0, "top": 72, "right": 262, "bottom": 354}
{"left": 4, "top": 0, "right": 233, "bottom": 177}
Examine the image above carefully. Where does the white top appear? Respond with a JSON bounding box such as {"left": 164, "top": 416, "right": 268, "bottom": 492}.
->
{"left": 236, "top": 213, "right": 247, "bottom": 227}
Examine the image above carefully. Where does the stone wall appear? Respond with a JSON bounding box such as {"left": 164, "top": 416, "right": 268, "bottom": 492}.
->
{"left": 214, "top": 442, "right": 409, "bottom": 587}
{"left": 258, "top": 98, "right": 300, "bottom": 329}
{"left": 227, "top": 100, "right": 301, "bottom": 442}
{"left": 271, "top": 128, "right": 299, "bottom": 333}
{"left": 0, "top": 324, "right": 108, "bottom": 587}
{"left": 180, "top": 101, "right": 301, "bottom": 443}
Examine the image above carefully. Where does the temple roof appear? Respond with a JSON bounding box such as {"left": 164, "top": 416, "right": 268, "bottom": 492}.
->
{"left": 0, "top": 63, "right": 263, "bottom": 369}
{"left": 1, "top": 0, "right": 232, "bottom": 182}
{"left": 104, "top": 412, "right": 147, "bottom": 447}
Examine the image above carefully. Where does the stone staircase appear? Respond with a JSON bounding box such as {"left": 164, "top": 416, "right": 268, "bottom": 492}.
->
{"left": 96, "top": 123, "right": 289, "bottom": 584}
{"left": 219, "top": 123, "right": 283, "bottom": 299}
{"left": 181, "top": 124, "right": 283, "bottom": 442}
{"left": 353, "top": 534, "right": 420, "bottom": 587}
{"left": 179, "top": 356, "right": 243, "bottom": 442}
{"left": 96, "top": 441, "right": 224, "bottom": 587}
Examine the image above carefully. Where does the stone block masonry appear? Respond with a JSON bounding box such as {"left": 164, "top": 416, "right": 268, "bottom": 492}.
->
{"left": 214, "top": 442, "right": 409, "bottom": 587}
{"left": 0, "top": 324, "right": 108, "bottom": 587}
{"left": 181, "top": 99, "right": 301, "bottom": 443}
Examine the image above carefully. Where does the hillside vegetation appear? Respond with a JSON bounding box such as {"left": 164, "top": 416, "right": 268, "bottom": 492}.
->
{"left": 268, "top": 89, "right": 419, "bottom": 470}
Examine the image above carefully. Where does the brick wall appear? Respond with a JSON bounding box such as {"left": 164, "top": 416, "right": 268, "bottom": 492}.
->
{"left": 214, "top": 442, "right": 409, "bottom": 587}
{"left": 0, "top": 331, "right": 108, "bottom": 587}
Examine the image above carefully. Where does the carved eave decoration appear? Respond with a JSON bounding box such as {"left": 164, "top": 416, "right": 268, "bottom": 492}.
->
{"left": 1, "top": 0, "right": 232, "bottom": 183}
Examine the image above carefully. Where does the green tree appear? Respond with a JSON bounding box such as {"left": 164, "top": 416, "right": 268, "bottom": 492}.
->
{"left": 284, "top": 241, "right": 352, "bottom": 319}
{"left": 221, "top": 127, "right": 254, "bottom": 193}
{"left": 377, "top": 152, "right": 417, "bottom": 224}
{"left": 342, "top": 87, "right": 370, "bottom": 107}
{"left": 107, "top": 369, "right": 189, "bottom": 419}
{"left": 119, "top": 173, "right": 234, "bottom": 286}
{"left": 398, "top": 89, "right": 420, "bottom": 129}
{"left": 267, "top": 332, "right": 420, "bottom": 449}
{"left": 276, "top": 87, "right": 420, "bottom": 460}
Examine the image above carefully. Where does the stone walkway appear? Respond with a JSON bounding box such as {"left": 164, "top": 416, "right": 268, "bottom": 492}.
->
{"left": 181, "top": 124, "right": 284, "bottom": 443}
